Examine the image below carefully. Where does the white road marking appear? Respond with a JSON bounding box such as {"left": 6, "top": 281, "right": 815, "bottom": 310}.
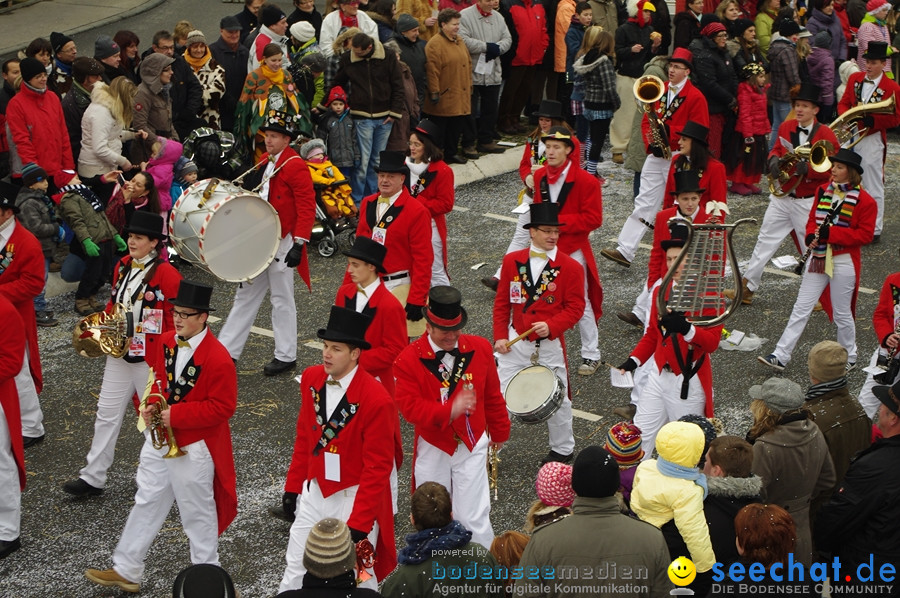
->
{"left": 572, "top": 408, "right": 602, "bottom": 422}
{"left": 484, "top": 212, "right": 518, "bottom": 223}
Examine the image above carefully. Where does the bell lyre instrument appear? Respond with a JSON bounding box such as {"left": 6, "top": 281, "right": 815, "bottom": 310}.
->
{"left": 137, "top": 367, "right": 186, "bottom": 459}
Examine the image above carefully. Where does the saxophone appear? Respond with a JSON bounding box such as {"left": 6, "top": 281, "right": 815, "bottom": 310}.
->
{"left": 633, "top": 75, "right": 670, "bottom": 160}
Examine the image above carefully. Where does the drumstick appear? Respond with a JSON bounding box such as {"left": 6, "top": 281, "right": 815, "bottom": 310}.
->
{"left": 505, "top": 327, "right": 536, "bottom": 349}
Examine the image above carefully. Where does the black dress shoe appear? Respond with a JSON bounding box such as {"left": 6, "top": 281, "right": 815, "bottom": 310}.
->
{"left": 22, "top": 434, "right": 44, "bottom": 448}
{"left": 62, "top": 478, "right": 104, "bottom": 497}
{"left": 0, "top": 537, "right": 21, "bottom": 559}
{"left": 616, "top": 311, "right": 644, "bottom": 328}
{"left": 447, "top": 155, "right": 468, "bottom": 165}
{"left": 264, "top": 358, "right": 297, "bottom": 376}
{"left": 541, "top": 450, "right": 574, "bottom": 465}
{"left": 268, "top": 504, "right": 295, "bottom": 522}
{"left": 480, "top": 276, "right": 499, "bottom": 292}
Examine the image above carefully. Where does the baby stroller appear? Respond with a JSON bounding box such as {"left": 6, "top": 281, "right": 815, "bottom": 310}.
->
{"left": 310, "top": 180, "right": 357, "bottom": 257}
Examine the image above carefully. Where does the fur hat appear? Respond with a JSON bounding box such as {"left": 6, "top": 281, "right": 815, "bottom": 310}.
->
{"left": 21, "top": 162, "right": 48, "bottom": 188}
{"left": 571, "top": 446, "right": 620, "bottom": 498}
{"left": 302, "top": 518, "right": 357, "bottom": 580}
{"left": 299, "top": 138, "right": 327, "bottom": 160}
{"left": 185, "top": 30, "right": 207, "bottom": 47}
{"left": 290, "top": 21, "right": 316, "bottom": 43}
{"left": 262, "top": 4, "right": 287, "bottom": 27}
{"left": 94, "top": 35, "right": 120, "bottom": 60}
{"left": 808, "top": 340, "right": 848, "bottom": 382}
{"left": 604, "top": 421, "right": 644, "bottom": 466}
{"left": 750, "top": 377, "right": 805, "bottom": 413}
{"left": 535, "top": 462, "right": 575, "bottom": 508}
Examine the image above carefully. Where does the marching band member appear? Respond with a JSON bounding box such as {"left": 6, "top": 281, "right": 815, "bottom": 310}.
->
{"left": 759, "top": 149, "right": 876, "bottom": 372}
{"left": 279, "top": 306, "right": 397, "bottom": 592}
{"left": 0, "top": 294, "right": 26, "bottom": 559}
{"left": 729, "top": 83, "right": 839, "bottom": 305}
{"left": 531, "top": 127, "right": 604, "bottom": 376}
{"left": 394, "top": 286, "right": 511, "bottom": 548}
{"left": 857, "top": 265, "right": 900, "bottom": 419}
{"left": 601, "top": 47, "right": 708, "bottom": 270}
{"left": 492, "top": 202, "right": 585, "bottom": 465}
{"left": 63, "top": 211, "right": 181, "bottom": 497}
{"left": 836, "top": 41, "right": 900, "bottom": 243}
{"left": 218, "top": 111, "right": 316, "bottom": 377}
{"left": 86, "top": 281, "right": 238, "bottom": 594}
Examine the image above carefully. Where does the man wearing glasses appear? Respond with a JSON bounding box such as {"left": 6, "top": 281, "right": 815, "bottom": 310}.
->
{"left": 49, "top": 31, "right": 77, "bottom": 98}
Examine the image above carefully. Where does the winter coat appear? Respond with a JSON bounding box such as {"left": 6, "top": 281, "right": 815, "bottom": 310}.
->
{"left": 0, "top": 80, "right": 15, "bottom": 154}
{"left": 381, "top": 540, "right": 500, "bottom": 598}
{"left": 331, "top": 40, "right": 406, "bottom": 119}
{"left": 735, "top": 81, "right": 770, "bottom": 136}
{"left": 61, "top": 81, "right": 92, "bottom": 164}
{"left": 386, "top": 61, "right": 420, "bottom": 152}
{"left": 58, "top": 189, "right": 119, "bottom": 244}
{"left": 806, "top": 7, "right": 848, "bottom": 63}
{"left": 393, "top": 33, "right": 428, "bottom": 105}
{"left": 192, "top": 58, "right": 227, "bottom": 130}
{"left": 370, "top": 13, "right": 397, "bottom": 43}
{"left": 804, "top": 385, "right": 871, "bottom": 490}
{"left": 459, "top": 5, "right": 513, "bottom": 86}
{"left": 209, "top": 38, "right": 250, "bottom": 133}
{"left": 807, "top": 47, "right": 836, "bottom": 106}
{"left": 856, "top": 16, "right": 892, "bottom": 74}
{"left": 146, "top": 139, "right": 184, "bottom": 213}
{"left": 234, "top": 6, "right": 259, "bottom": 44}
{"left": 397, "top": 0, "right": 441, "bottom": 41}
{"left": 79, "top": 82, "right": 137, "bottom": 178}
{"left": 132, "top": 55, "right": 177, "bottom": 164}
{"left": 732, "top": 40, "right": 769, "bottom": 74}
{"left": 673, "top": 10, "right": 702, "bottom": 49}
{"left": 288, "top": 6, "right": 324, "bottom": 37}
{"left": 316, "top": 110, "right": 359, "bottom": 167}
{"left": 15, "top": 187, "right": 59, "bottom": 258}
{"left": 588, "top": 0, "right": 626, "bottom": 41}
{"left": 689, "top": 36, "right": 738, "bottom": 114}
{"left": 555, "top": 0, "right": 576, "bottom": 72}
{"left": 754, "top": 8, "right": 777, "bottom": 55}
{"left": 515, "top": 496, "right": 673, "bottom": 598}
{"left": 614, "top": 20, "right": 658, "bottom": 78}
{"left": 249, "top": 25, "right": 292, "bottom": 72}
{"left": 572, "top": 52, "right": 620, "bottom": 111}
{"left": 501, "top": 0, "right": 550, "bottom": 68}
{"left": 168, "top": 56, "right": 205, "bottom": 141}
{"left": 319, "top": 10, "right": 379, "bottom": 59}
{"left": 423, "top": 32, "right": 472, "bottom": 117}
{"left": 565, "top": 21, "right": 586, "bottom": 82}
{"left": 767, "top": 38, "right": 801, "bottom": 102}
{"left": 751, "top": 414, "right": 837, "bottom": 567}
{"left": 5, "top": 84, "right": 76, "bottom": 185}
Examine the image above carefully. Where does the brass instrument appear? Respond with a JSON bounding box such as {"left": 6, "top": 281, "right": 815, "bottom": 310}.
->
{"left": 828, "top": 95, "right": 897, "bottom": 152}
{"left": 633, "top": 75, "right": 670, "bottom": 160}
{"left": 72, "top": 303, "right": 134, "bottom": 358}
{"left": 488, "top": 446, "right": 500, "bottom": 501}
{"left": 139, "top": 367, "right": 185, "bottom": 458}
{"left": 767, "top": 139, "right": 835, "bottom": 197}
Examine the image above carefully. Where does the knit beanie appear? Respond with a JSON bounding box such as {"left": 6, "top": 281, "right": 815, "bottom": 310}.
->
{"left": 535, "top": 461, "right": 575, "bottom": 507}
{"left": 19, "top": 57, "right": 46, "bottom": 85}
{"left": 21, "top": 163, "right": 48, "bottom": 187}
{"left": 178, "top": 160, "right": 199, "bottom": 178}
{"left": 656, "top": 421, "right": 705, "bottom": 468}
{"left": 262, "top": 4, "right": 287, "bottom": 27}
{"left": 51, "top": 31, "right": 74, "bottom": 54}
{"left": 397, "top": 13, "right": 420, "bottom": 32}
{"left": 604, "top": 421, "right": 644, "bottom": 466}
{"left": 779, "top": 20, "right": 801, "bottom": 37}
{"left": 290, "top": 21, "right": 316, "bottom": 43}
{"left": 808, "top": 340, "right": 847, "bottom": 382}
{"left": 185, "top": 30, "right": 207, "bottom": 47}
{"left": 302, "top": 518, "right": 357, "bottom": 579}
{"left": 733, "top": 18, "right": 754, "bottom": 38}
{"left": 94, "top": 35, "right": 120, "bottom": 60}
{"left": 867, "top": 0, "right": 891, "bottom": 14}
{"left": 171, "top": 564, "right": 237, "bottom": 598}
{"left": 701, "top": 21, "right": 727, "bottom": 37}
{"left": 327, "top": 85, "right": 349, "bottom": 106}
{"left": 749, "top": 377, "right": 805, "bottom": 413}
{"left": 571, "top": 446, "right": 620, "bottom": 498}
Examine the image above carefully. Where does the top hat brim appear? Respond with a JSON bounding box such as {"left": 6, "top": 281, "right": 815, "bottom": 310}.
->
{"left": 829, "top": 154, "right": 864, "bottom": 174}
{"left": 259, "top": 124, "right": 298, "bottom": 140}
{"left": 171, "top": 298, "right": 216, "bottom": 312}
{"left": 669, "top": 57, "right": 693, "bottom": 68}
{"left": 660, "top": 238, "right": 687, "bottom": 251}
{"left": 316, "top": 328, "right": 371, "bottom": 350}
{"left": 374, "top": 165, "right": 409, "bottom": 175}
{"left": 342, "top": 248, "right": 387, "bottom": 273}
{"left": 524, "top": 220, "right": 565, "bottom": 229}
{"left": 670, "top": 186, "right": 706, "bottom": 195}
{"left": 423, "top": 305, "right": 468, "bottom": 330}
{"left": 124, "top": 224, "right": 167, "bottom": 241}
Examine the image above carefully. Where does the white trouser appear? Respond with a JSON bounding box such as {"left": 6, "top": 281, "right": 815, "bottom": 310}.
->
{"left": 609, "top": 75, "right": 637, "bottom": 154}
{"left": 431, "top": 220, "right": 450, "bottom": 287}
{"left": 492, "top": 195, "right": 533, "bottom": 280}
{"left": 15, "top": 347, "right": 43, "bottom": 437}
{"left": 633, "top": 366, "right": 707, "bottom": 460}
{"left": 857, "top": 347, "right": 896, "bottom": 419}
{"left": 218, "top": 234, "right": 297, "bottom": 362}
{"left": 79, "top": 357, "right": 150, "bottom": 488}
{"left": 855, "top": 134, "right": 885, "bottom": 235}
{"left": 629, "top": 279, "right": 662, "bottom": 409}
{"left": 570, "top": 249, "right": 602, "bottom": 361}
{"left": 279, "top": 479, "right": 378, "bottom": 593}
{"left": 772, "top": 253, "right": 857, "bottom": 366}
{"left": 742, "top": 194, "right": 813, "bottom": 292}
{"left": 631, "top": 280, "right": 656, "bottom": 326}
{"left": 615, "top": 154, "right": 671, "bottom": 263}
{"left": 496, "top": 331, "right": 574, "bottom": 456}
{"left": 113, "top": 436, "right": 218, "bottom": 583}
{"left": 415, "top": 433, "right": 493, "bottom": 548}
{"left": 0, "top": 401, "right": 20, "bottom": 541}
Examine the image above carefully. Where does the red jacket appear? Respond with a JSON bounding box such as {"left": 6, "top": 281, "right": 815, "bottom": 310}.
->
{"left": 646, "top": 206, "right": 718, "bottom": 290}
{"left": 0, "top": 222, "right": 45, "bottom": 394}
{"left": 837, "top": 72, "right": 900, "bottom": 146}
{"left": 6, "top": 84, "right": 75, "bottom": 187}
{"left": 769, "top": 120, "right": 839, "bottom": 198}
{"left": 532, "top": 160, "right": 603, "bottom": 319}
{"left": 0, "top": 295, "right": 25, "bottom": 490}
{"left": 662, "top": 155, "right": 728, "bottom": 212}
{"left": 407, "top": 160, "right": 454, "bottom": 272}
{"left": 642, "top": 80, "right": 709, "bottom": 153}
{"left": 394, "top": 334, "right": 511, "bottom": 456}
{"left": 153, "top": 330, "right": 238, "bottom": 535}
{"left": 492, "top": 247, "right": 585, "bottom": 344}
{"left": 872, "top": 272, "right": 900, "bottom": 347}
{"left": 503, "top": 0, "right": 549, "bottom": 67}
{"left": 736, "top": 81, "right": 771, "bottom": 137}
{"left": 352, "top": 188, "right": 434, "bottom": 307}
{"left": 284, "top": 365, "right": 398, "bottom": 578}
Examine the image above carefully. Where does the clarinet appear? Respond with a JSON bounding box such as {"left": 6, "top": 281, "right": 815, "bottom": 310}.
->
{"left": 794, "top": 198, "right": 844, "bottom": 275}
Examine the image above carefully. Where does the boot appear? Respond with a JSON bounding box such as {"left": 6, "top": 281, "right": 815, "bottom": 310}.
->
{"left": 74, "top": 298, "right": 94, "bottom": 316}
{"left": 723, "top": 278, "right": 753, "bottom": 305}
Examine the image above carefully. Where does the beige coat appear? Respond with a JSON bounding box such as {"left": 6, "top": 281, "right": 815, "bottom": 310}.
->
{"left": 397, "top": 0, "right": 440, "bottom": 41}
{"left": 424, "top": 31, "right": 472, "bottom": 117}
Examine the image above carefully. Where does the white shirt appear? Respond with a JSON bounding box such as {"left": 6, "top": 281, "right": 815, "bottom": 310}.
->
{"left": 0, "top": 217, "right": 15, "bottom": 248}
{"left": 406, "top": 158, "right": 429, "bottom": 189}
{"left": 667, "top": 81, "right": 685, "bottom": 108}
{"left": 797, "top": 120, "right": 815, "bottom": 146}
{"left": 528, "top": 243, "right": 558, "bottom": 281}
{"left": 354, "top": 278, "right": 381, "bottom": 313}
{"left": 174, "top": 326, "right": 208, "bottom": 381}
{"left": 861, "top": 73, "right": 883, "bottom": 104}
{"left": 375, "top": 189, "right": 403, "bottom": 222}
{"left": 325, "top": 364, "right": 359, "bottom": 420}
{"left": 118, "top": 253, "right": 156, "bottom": 319}
{"left": 546, "top": 162, "right": 572, "bottom": 201}
{"left": 261, "top": 149, "right": 285, "bottom": 200}
{"left": 427, "top": 335, "right": 458, "bottom": 374}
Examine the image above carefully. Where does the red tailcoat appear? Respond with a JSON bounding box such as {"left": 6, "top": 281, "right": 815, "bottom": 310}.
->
{"left": 661, "top": 155, "right": 728, "bottom": 211}
{"left": 284, "top": 365, "right": 398, "bottom": 578}
{"left": 630, "top": 286, "right": 722, "bottom": 417}
{"left": 259, "top": 147, "right": 317, "bottom": 289}
{"left": 646, "top": 206, "right": 716, "bottom": 290}
{"left": 407, "top": 160, "right": 454, "bottom": 273}
{"left": 352, "top": 188, "right": 433, "bottom": 307}
{"left": 154, "top": 330, "right": 238, "bottom": 535}
{"left": 0, "top": 222, "right": 45, "bottom": 393}
{"left": 532, "top": 160, "right": 604, "bottom": 319}
{"left": 768, "top": 120, "right": 839, "bottom": 198}
{"left": 394, "top": 334, "right": 511, "bottom": 457}
{"left": 872, "top": 272, "right": 900, "bottom": 347}
{"left": 641, "top": 80, "right": 709, "bottom": 153}
{"left": 837, "top": 72, "right": 900, "bottom": 146}
{"left": 0, "top": 295, "right": 25, "bottom": 489}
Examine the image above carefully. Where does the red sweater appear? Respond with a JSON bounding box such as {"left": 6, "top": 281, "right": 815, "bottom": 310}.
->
{"left": 642, "top": 80, "right": 709, "bottom": 153}
{"left": 661, "top": 155, "right": 728, "bottom": 212}
{"left": 837, "top": 72, "right": 900, "bottom": 146}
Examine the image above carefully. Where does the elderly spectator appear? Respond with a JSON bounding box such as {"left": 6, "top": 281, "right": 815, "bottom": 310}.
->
{"left": 94, "top": 36, "right": 123, "bottom": 84}
{"left": 766, "top": 19, "right": 801, "bottom": 151}
{"left": 460, "top": 0, "right": 512, "bottom": 155}
{"left": 394, "top": 13, "right": 428, "bottom": 106}
{"left": 689, "top": 21, "right": 738, "bottom": 159}
{"left": 49, "top": 32, "right": 77, "bottom": 98}
{"left": 234, "top": 0, "right": 264, "bottom": 44}
{"left": 210, "top": 16, "right": 250, "bottom": 133}
{"left": 674, "top": 0, "right": 704, "bottom": 49}
{"left": 130, "top": 54, "right": 177, "bottom": 164}
{"left": 0, "top": 59, "right": 19, "bottom": 179}
{"left": 319, "top": 0, "right": 379, "bottom": 58}
{"left": 856, "top": 0, "right": 892, "bottom": 73}
{"left": 182, "top": 30, "right": 227, "bottom": 130}
{"left": 249, "top": 5, "right": 292, "bottom": 72}
{"left": 398, "top": 0, "right": 441, "bottom": 41}
{"left": 497, "top": 0, "right": 550, "bottom": 135}
{"left": 113, "top": 31, "right": 141, "bottom": 83}
{"left": 79, "top": 77, "right": 144, "bottom": 188}
{"left": 288, "top": 0, "right": 324, "bottom": 37}
{"left": 806, "top": 0, "right": 848, "bottom": 65}
{"left": 754, "top": 0, "right": 780, "bottom": 54}
{"left": 146, "top": 30, "right": 205, "bottom": 141}
{"left": 61, "top": 58, "right": 104, "bottom": 167}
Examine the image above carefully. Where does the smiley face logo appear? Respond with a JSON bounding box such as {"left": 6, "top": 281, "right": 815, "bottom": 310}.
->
{"left": 667, "top": 556, "right": 696, "bottom": 586}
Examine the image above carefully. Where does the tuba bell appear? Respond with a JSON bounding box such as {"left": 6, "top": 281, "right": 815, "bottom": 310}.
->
{"left": 72, "top": 303, "right": 134, "bottom": 358}
{"left": 828, "top": 94, "right": 896, "bottom": 150}
{"left": 633, "top": 75, "right": 670, "bottom": 160}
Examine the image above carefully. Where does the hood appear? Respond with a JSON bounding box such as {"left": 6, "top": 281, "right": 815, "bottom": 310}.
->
{"left": 14, "top": 187, "right": 45, "bottom": 208}
{"left": 839, "top": 59, "right": 862, "bottom": 83}
{"left": 139, "top": 53, "right": 175, "bottom": 94}
{"left": 707, "top": 474, "right": 763, "bottom": 499}
{"left": 755, "top": 418, "right": 820, "bottom": 449}
{"left": 350, "top": 39, "right": 386, "bottom": 63}
{"left": 572, "top": 52, "right": 610, "bottom": 74}
{"left": 89, "top": 80, "right": 116, "bottom": 111}
{"left": 656, "top": 421, "right": 705, "bottom": 467}
{"left": 159, "top": 138, "right": 185, "bottom": 165}
{"left": 332, "top": 27, "right": 360, "bottom": 56}
{"left": 767, "top": 38, "right": 793, "bottom": 61}
{"left": 809, "top": 7, "right": 835, "bottom": 23}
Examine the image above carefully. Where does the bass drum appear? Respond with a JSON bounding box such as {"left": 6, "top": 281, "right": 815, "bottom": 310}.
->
{"left": 169, "top": 179, "right": 281, "bottom": 282}
{"left": 504, "top": 365, "right": 565, "bottom": 424}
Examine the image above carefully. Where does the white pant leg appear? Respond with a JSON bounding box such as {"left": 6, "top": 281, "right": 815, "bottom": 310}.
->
{"left": 856, "top": 135, "right": 884, "bottom": 235}
{"left": 570, "top": 250, "right": 601, "bottom": 361}
{"left": 493, "top": 198, "right": 533, "bottom": 280}
{"left": 742, "top": 196, "right": 812, "bottom": 291}
{"left": 828, "top": 256, "right": 859, "bottom": 364}
{"left": 80, "top": 357, "right": 149, "bottom": 488}
{"left": 629, "top": 359, "right": 652, "bottom": 409}
{"left": 659, "top": 370, "right": 707, "bottom": 423}
{"left": 632, "top": 283, "right": 654, "bottom": 325}
{"left": 0, "top": 401, "right": 21, "bottom": 541}
{"left": 431, "top": 221, "right": 450, "bottom": 287}
{"left": 632, "top": 366, "right": 669, "bottom": 460}
{"left": 616, "top": 155, "right": 670, "bottom": 262}
{"left": 15, "top": 348, "right": 43, "bottom": 437}
{"left": 609, "top": 75, "right": 636, "bottom": 154}
{"left": 168, "top": 439, "right": 219, "bottom": 567}
{"left": 268, "top": 236, "right": 299, "bottom": 363}
{"left": 217, "top": 269, "right": 272, "bottom": 360}
{"left": 857, "top": 348, "right": 887, "bottom": 420}
{"left": 547, "top": 391, "right": 574, "bottom": 456}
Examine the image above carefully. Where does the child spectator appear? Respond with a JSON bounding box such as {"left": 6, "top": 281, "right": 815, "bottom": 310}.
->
{"left": 565, "top": 2, "right": 593, "bottom": 146}
{"left": 731, "top": 63, "right": 769, "bottom": 195}
{"left": 808, "top": 30, "right": 836, "bottom": 121}
{"left": 603, "top": 420, "right": 643, "bottom": 506}
{"left": 836, "top": 58, "right": 861, "bottom": 100}
{"left": 677, "top": 413, "right": 718, "bottom": 468}
{"left": 15, "top": 162, "right": 63, "bottom": 327}
{"left": 315, "top": 86, "right": 359, "bottom": 176}
{"left": 299, "top": 138, "right": 358, "bottom": 225}
{"left": 490, "top": 531, "right": 529, "bottom": 597}
{"left": 290, "top": 52, "right": 327, "bottom": 109}
{"left": 144, "top": 138, "right": 184, "bottom": 216}
{"left": 524, "top": 461, "right": 575, "bottom": 532}
{"left": 572, "top": 27, "right": 619, "bottom": 178}
{"left": 169, "top": 159, "right": 198, "bottom": 205}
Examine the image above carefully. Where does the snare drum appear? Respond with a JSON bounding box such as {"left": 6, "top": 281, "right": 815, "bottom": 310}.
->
{"left": 504, "top": 365, "right": 565, "bottom": 424}
{"left": 169, "top": 179, "right": 281, "bottom": 282}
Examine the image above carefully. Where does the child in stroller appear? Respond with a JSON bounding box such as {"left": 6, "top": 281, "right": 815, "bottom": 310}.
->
{"left": 299, "top": 138, "right": 358, "bottom": 257}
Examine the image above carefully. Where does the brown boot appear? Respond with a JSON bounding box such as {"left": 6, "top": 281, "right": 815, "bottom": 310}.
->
{"left": 723, "top": 278, "right": 753, "bottom": 305}
{"left": 74, "top": 298, "right": 94, "bottom": 316}
{"left": 89, "top": 296, "right": 104, "bottom": 310}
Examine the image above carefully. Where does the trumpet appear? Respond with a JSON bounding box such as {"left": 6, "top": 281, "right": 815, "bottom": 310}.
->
{"left": 139, "top": 367, "right": 185, "bottom": 459}
{"left": 633, "top": 75, "right": 670, "bottom": 160}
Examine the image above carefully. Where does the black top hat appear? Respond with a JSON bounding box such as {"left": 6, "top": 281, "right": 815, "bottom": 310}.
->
{"left": 374, "top": 150, "right": 410, "bottom": 174}
{"left": 829, "top": 148, "right": 864, "bottom": 175}
{"left": 873, "top": 379, "right": 900, "bottom": 417}
{"left": 317, "top": 305, "right": 372, "bottom": 349}
{"left": 792, "top": 82, "right": 822, "bottom": 106}
{"left": 678, "top": 121, "right": 709, "bottom": 146}
{"left": 863, "top": 41, "right": 890, "bottom": 61}
{"left": 660, "top": 219, "right": 690, "bottom": 252}
{"left": 124, "top": 211, "right": 167, "bottom": 240}
{"left": 172, "top": 280, "right": 215, "bottom": 312}
{"left": 541, "top": 126, "right": 575, "bottom": 148}
{"left": 670, "top": 170, "right": 706, "bottom": 196}
{"left": 0, "top": 182, "right": 20, "bottom": 214}
{"left": 534, "top": 99, "right": 563, "bottom": 119}
{"left": 524, "top": 202, "right": 565, "bottom": 229}
{"left": 413, "top": 119, "right": 439, "bottom": 142}
{"left": 259, "top": 110, "right": 299, "bottom": 140}
{"left": 423, "top": 285, "right": 468, "bottom": 330}
{"left": 342, "top": 235, "right": 387, "bottom": 273}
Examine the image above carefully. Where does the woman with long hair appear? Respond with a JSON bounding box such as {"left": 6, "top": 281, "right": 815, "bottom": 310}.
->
{"left": 572, "top": 27, "right": 619, "bottom": 177}
{"left": 732, "top": 18, "right": 768, "bottom": 72}
{"left": 105, "top": 171, "right": 163, "bottom": 235}
{"left": 715, "top": 0, "right": 744, "bottom": 37}
{"left": 661, "top": 121, "right": 727, "bottom": 212}
{"left": 113, "top": 31, "right": 141, "bottom": 83}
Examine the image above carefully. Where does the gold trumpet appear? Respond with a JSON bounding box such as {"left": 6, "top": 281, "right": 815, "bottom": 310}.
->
{"left": 138, "top": 367, "right": 185, "bottom": 459}
{"left": 768, "top": 139, "right": 835, "bottom": 197}
{"left": 633, "top": 75, "right": 670, "bottom": 160}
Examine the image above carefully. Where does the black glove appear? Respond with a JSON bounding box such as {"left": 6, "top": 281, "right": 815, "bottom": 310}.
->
{"left": 818, "top": 223, "right": 830, "bottom": 242}
{"left": 659, "top": 311, "right": 691, "bottom": 336}
{"left": 349, "top": 526, "right": 368, "bottom": 543}
{"left": 485, "top": 42, "right": 500, "bottom": 60}
{"left": 795, "top": 160, "right": 809, "bottom": 177}
{"left": 617, "top": 357, "right": 638, "bottom": 372}
{"left": 862, "top": 115, "right": 875, "bottom": 129}
{"left": 284, "top": 241, "right": 305, "bottom": 268}
{"left": 405, "top": 302, "right": 425, "bottom": 322}
{"left": 282, "top": 491, "right": 298, "bottom": 520}
{"left": 430, "top": 92, "right": 440, "bottom": 104}
{"left": 650, "top": 144, "right": 666, "bottom": 158}
{"left": 728, "top": 97, "right": 739, "bottom": 113}
{"left": 767, "top": 155, "right": 781, "bottom": 176}
{"left": 805, "top": 232, "right": 817, "bottom": 247}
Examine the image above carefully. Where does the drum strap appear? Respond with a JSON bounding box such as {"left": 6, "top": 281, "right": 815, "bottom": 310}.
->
{"left": 252, "top": 155, "right": 303, "bottom": 193}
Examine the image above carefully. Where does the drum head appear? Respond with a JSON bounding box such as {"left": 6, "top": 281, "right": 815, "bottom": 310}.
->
{"left": 201, "top": 195, "right": 281, "bottom": 282}
{"left": 506, "top": 365, "right": 559, "bottom": 417}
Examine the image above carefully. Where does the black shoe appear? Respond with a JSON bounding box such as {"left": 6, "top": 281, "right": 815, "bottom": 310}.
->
{"left": 541, "top": 450, "right": 574, "bottom": 465}
{"left": 616, "top": 311, "right": 643, "bottom": 328}
{"left": 264, "top": 358, "right": 297, "bottom": 376}
{"left": 62, "top": 478, "right": 104, "bottom": 497}
{"left": 872, "top": 234, "right": 881, "bottom": 244}
{"left": 447, "top": 155, "right": 468, "bottom": 165}
{"left": 22, "top": 434, "right": 44, "bottom": 448}
{"left": 0, "top": 537, "right": 21, "bottom": 559}
{"left": 268, "top": 504, "right": 295, "bottom": 522}
{"left": 462, "top": 146, "right": 480, "bottom": 160}
{"left": 36, "top": 311, "right": 58, "bottom": 327}
{"left": 480, "top": 276, "right": 499, "bottom": 292}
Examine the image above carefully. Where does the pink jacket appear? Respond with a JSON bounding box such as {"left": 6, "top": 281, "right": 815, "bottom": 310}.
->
{"left": 145, "top": 138, "right": 184, "bottom": 212}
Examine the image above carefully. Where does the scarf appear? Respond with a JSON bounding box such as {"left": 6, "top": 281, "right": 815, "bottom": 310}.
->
{"left": 397, "top": 520, "right": 472, "bottom": 565}
{"left": 260, "top": 62, "right": 285, "bottom": 86}
{"left": 60, "top": 184, "right": 104, "bottom": 212}
{"left": 54, "top": 58, "right": 72, "bottom": 76}
{"left": 24, "top": 81, "right": 46, "bottom": 95}
{"left": 183, "top": 47, "right": 211, "bottom": 73}
{"left": 657, "top": 457, "right": 709, "bottom": 499}
{"left": 806, "top": 377, "right": 847, "bottom": 401}
{"left": 341, "top": 11, "right": 359, "bottom": 28}
{"left": 809, "top": 182, "right": 857, "bottom": 274}
{"left": 543, "top": 159, "right": 571, "bottom": 185}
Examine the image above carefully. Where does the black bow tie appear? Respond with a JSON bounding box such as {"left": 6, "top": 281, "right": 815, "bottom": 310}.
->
{"left": 798, "top": 127, "right": 810, "bottom": 135}
{"left": 436, "top": 348, "right": 460, "bottom": 361}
